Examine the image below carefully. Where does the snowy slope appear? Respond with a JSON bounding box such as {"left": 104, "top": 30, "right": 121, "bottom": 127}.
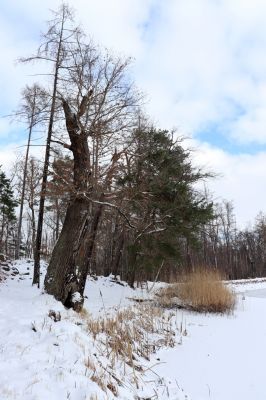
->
{"left": 0, "top": 261, "right": 187, "bottom": 400}
{"left": 1, "top": 260, "right": 266, "bottom": 399}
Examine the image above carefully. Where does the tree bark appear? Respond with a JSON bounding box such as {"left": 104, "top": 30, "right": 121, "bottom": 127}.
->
{"left": 74, "top": 199, "right": 104, "bottom": 298}
{"left": 44, "top": 198, "right": 88, "bottom": 304}
{"left": 33, "top": 9, "right": 65, "bottom": 287}
{"left": 44, "top": 96, "right": 94, "bottom": 311}
{"left": 111, "top": 233, "right": 124, "bottom": 277}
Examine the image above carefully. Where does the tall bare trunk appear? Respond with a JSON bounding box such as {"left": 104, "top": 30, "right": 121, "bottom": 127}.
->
{"left": 112, "top": 234, "right": 124, "bottom": 277}
{"left": 33, "top": 13, "right": 65, "bottom": 287}
{"left": 16, "top": 114, "right": 34, "bottom": 259}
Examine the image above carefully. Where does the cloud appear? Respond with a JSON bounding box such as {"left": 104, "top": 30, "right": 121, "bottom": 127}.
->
{"left": 0, "top": 136, "right": 45, "bottom": 176}
{"left": 0, "top": 141, "right": 27, "bottom": 173}
{"left": 134, "top": 0, "right": 266, "bottom": 145}
{"left": 0, "top": 119, "right": 12, "bottom": 138}
{"left": 191, "top": 140, "right": 266, "bottom": 227}
{"left": 1, "top": 0, "right": 266, "bottom": 226}
{"left": 2, "top": 0, "right": 266, "bottom": 144}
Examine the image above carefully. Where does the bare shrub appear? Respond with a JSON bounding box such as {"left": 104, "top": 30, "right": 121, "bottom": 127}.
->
{"left": 158, "top": 269, "right": 235, "bottom": 313}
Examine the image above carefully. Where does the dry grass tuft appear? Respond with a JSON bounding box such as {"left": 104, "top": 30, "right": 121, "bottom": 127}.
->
{"left": 158, "top": 269, "right": 235, "bottom": 313}
{"left": 79, "top": 307, "right": 90, "bottom": 318}
{"left": 86, "top": 305, "right": 174, "bottom": 364}
{"left": 81, "top": 304, "right": 177, "bottom": 395}
{"left": 91, "top": 373, "right": 107, "bottom": 393}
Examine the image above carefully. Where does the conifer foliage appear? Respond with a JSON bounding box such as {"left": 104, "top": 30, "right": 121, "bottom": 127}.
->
{"left": 0, "top": 167, "right": 17, "bottom": 256}
{"left": 116, "top": 127, "right": 213, "bottom": 285}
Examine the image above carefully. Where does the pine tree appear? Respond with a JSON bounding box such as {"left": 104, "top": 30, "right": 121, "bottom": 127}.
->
{"left": 0, "top": 167, "right": 18, "bottom": 256}
{"left": 118, "top": 127, "right": 213, "bottom": 285}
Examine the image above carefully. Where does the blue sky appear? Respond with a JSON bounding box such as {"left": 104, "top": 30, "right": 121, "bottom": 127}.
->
{"left": 1, "top": 0, "right": 266, "bottom": 226}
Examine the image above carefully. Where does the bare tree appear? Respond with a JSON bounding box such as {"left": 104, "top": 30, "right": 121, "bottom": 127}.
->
{"left": 15, "top": 84, "right": 48, "bottom": 259}
{"left": 44, "top": 33, "right": 140, "bottom": 310}
{"left": 12, "top": 156, "right": 42, "bottom": 258}
{"left": 21, "top": 4, "right": 78, "bottom": 286}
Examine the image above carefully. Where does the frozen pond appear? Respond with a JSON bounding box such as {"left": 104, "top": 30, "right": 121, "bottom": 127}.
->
{"left": 245, "top": 288, "right": 266, "bottom": 298}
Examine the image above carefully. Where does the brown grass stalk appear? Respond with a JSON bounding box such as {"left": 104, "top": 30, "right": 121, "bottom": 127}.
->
{"left": 158, "top": 268, "right": 235, "bottom": 313}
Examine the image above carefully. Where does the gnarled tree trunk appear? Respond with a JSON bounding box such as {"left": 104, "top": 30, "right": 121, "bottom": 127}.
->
{"left": 44, "top": 198, "right": 89, "bottom": 306}
{"left": 44, "top": 97, "right": 93, "bottom": 311}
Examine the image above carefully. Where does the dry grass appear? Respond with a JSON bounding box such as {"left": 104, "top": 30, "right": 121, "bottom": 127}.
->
{"left": 158, "top": 268, "right": 236, "bottom": 313}
{"left": 80, "top": 303, "right": 177, "bottom": 395}
{"left": 86, "top": 305, "right": 175, "bottom": 364}
{"left": 89, "top": 395, "right": 99, "bottom": 400}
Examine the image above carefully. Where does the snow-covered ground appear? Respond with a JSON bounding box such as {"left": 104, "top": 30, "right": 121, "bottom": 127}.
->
{"left": 152, "top": 288, "right": 266, "bottom": 400}
{"left": 1, "top": 260, "right": 266, "bottom": 400}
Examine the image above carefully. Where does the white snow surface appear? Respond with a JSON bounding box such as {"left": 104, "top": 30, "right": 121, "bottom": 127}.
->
{"left": 1, "top": 260, "right": 266, "bottom": 399}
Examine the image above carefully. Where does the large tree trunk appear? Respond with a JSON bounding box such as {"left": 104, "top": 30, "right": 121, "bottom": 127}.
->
{"left": 44, "top": 198, "right": 88, "bottom": 307}
{"left": 44, "top": 96, "right": 94, "bottom": 311}
{"left": 73, "top": 200, "right": 104, "bottom": 298}
{"left": 44, "top": 197, "right": 103, "bottom": 310}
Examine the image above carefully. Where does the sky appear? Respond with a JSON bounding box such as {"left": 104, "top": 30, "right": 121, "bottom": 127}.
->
{"left": 1, "top": 0, "right": 266, "bottom": 227}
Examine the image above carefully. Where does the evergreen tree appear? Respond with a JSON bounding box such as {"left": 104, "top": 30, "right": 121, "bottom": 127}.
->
{"left": 0, "top": 167, "right": 18, "bottom": 256}
{"left": 118, "top": 127, "right": 213, "bottom": 284}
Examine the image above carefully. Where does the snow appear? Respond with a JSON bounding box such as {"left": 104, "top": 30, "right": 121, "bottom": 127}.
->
{"left": 0, "top": 261, "right": 186, "bottom": 399}
{"left": 152, "top": 296, "right": 266, "bottom": 400}
{"left": 245, "top": 288, "right": 266, "bottom": 298}
{"left": 149, "top": 280, "right": 266, "bottom": 400}
{"left": 72, "top": 291, "right": 83, "bottom": 303}
{"left": 1, "top": 260, "right": 266, "bottom": 399}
